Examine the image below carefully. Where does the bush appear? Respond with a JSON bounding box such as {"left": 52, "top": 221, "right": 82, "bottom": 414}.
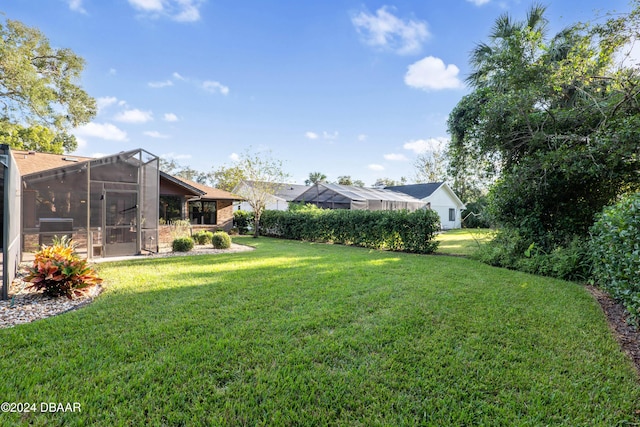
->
{"left": 258, "top": 208, "right": 440, "bottom": 254}
{"left": 233, "top": 210, "right": 253, "bottom": 235}
{"left": 192, "top": 230, "right": 213, "bottom": 245}
{"left": 25, "top": 237, "right": 103, "bottom": 299}
{"left": 462, "top": 197, "right": 491, "bottom": 228}
{"left": 212, "top": 231, "right": 232, "bottom": 249}
{"left": 591, "top": 192, "right": 640, "bottom": 325}
{"left": 172, "top": 237, "right": 194, "bottom": 252}
{"left": 475, "top": 228, "right": 590, "bottom": 281}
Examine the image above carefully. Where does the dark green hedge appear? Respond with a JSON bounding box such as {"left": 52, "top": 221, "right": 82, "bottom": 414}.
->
{"left": 259, "top": 208, "right": 440, "bottom": 254}
{"left": 591, "top": 192, "right": 640, "bottom": 325}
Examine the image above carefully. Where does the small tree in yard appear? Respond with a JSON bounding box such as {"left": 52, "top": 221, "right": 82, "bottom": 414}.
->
{"left": 234, "top": 149, "right": 290, "bottom": 238}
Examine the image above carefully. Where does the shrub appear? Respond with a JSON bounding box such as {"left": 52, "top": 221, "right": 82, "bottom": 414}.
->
{"left": 591, "top": 192, "right": 640, "bottom": 325}
{"left": 25, "top": 238, "right": 103, "bottom": 299}
{"left": 168, "top": 219, "right": 192, "bottom": 240}
{"left": 233, "top": 210, "right": 253, "bottom": 235}
{"left": 192, "top": 230, "right": 213, "bottom": 245}
{"left": 212, "top": 231, "right": 232, "bottom": 249}
{"left": 172, "top": 237, "right": 194, "bottom": 252}
{"left": 258, "top": 208, "right": 440, "bottom": 254}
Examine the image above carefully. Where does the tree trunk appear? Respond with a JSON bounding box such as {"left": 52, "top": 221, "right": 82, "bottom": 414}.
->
{"left": 253, "top": 217, "right": 260, "bottom": 238}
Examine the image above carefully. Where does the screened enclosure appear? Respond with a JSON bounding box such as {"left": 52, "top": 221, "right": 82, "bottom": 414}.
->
{"left": 293, "top": 183, "right": 426, "bottom": 211}
{"left": 21, "top": 149, "right": 159, "bottom": 259}
{"left": 2, "top": 145, "right": 21, "bottom": 300}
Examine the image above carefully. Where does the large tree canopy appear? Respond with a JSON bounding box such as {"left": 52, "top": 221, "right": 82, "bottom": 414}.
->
{"left": 447, "top": 2, "right": 640, "bottom": 246}
{"left": 0, "top": 18, "right": 96, "bottom": 153}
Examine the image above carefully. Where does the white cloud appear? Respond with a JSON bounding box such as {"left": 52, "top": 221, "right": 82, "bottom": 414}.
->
{"left": 202, "top": 80, "right": 230, "bottom": 95}
{"left": 384, "top": 153, "right": 409, "bottom": 161}
{"left": 405, "top": 56, "right": 464, "bottom": 91}
{"left": 164, "top": 113, "right": 179, "bottom": 122}
{"left": 172, "top": 72, "right": 186, "bottom": 80}
{"left": 368, "top": 164, "right": 385, "bottom": 171}
{"left": 466, "top": 0, "right": 491, "bottom": 5}
{"left": 108, "top": 68, "right": 117, "bottom": 76}
{"left": 616, "top": 38, "right": 640, "bottom": 68}
{"left": 403, "top": 137, "right": 449, "bottom": 154}
{"left": 96, "top": 96, "right": 118, "bottom": 111}
{"left": 127, "top": 0, "right": 204, "bottom": 22}
{"left": 352, "top": 6, "right": 429, "bottom": 55}
{"left": 323, "top": 131, "right": 339, "bottom": 140}
{"left": 148, "top": 80, "right": 174, "bottom": 88}
{"left": 229, "top": 152, "right": 240, "bottom": 162}
{"left": 144, "top": 130, "right": 170, "bottom": 138}
{"left": 114, "top": 108, "right": 154, "bottom": 123}
{"left": 68, "top": 0, "right": 87, "bottom": 14}
{"left": 305, "top": 132, "right": 319, "bottom": 140}
{"left": 128, "top": 0, "right": 163, "bottom": 11}
{"left": 74, "top": 122, "right": 128, "bottom": 141}
{"left": 357, "top": 134, "right": 367, "bottom": 142}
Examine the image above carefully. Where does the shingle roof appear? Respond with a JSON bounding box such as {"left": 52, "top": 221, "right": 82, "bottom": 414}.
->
{"left": 385, "top": 183, "right": 444, "bottom": 199}
{"left": 172, "top": 175, "right": 244, "bottom": 201}
{"left": 11, "top": 150, "right": 94, "bottom": 176}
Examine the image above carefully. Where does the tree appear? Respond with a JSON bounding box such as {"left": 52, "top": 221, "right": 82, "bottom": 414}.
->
{"left": 336, "top": 175, "right": 365, "bottom": 187}
{"left": 373, "top": 177, "right": 407, "bottom": 188}
{"left": 0, "top": 18, "right": 96, "bottom": 153}
{"left": 209, "top": 164, "right": 245, "bottom": 192}
{"left": 233, "top": 149, "right": 290, "bottom": 237}
{"left": 159, "top": 158, "right": 209, "bottom": 184}
{"left": 447, "top": 3, "right": 640, "bottom": 250}
{"left": 412, "top": 144, "right": 448, "bottom": 184}
{"left": 305, "top": 171, "right": 327, "bottom": 186}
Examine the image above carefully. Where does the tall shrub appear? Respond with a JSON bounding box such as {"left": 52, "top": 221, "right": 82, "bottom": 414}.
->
{"left": 591, "top": 192, "right": 640, "bottom": 324}
{"left": 259, "top": 208, "right": 440, "bottom": 254}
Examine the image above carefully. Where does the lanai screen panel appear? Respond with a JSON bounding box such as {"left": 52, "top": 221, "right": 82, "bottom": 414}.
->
{"left": 22, "top": 160, "right": 89, "bottom": 254}
{"left": 294, "top": 183, "right": 426, "bottom": 211}
{"left": 140, "top": 150, "right": 159, "bottom": 253}
{"left": 2, "top": 146, "right": 21, "bottom": 300}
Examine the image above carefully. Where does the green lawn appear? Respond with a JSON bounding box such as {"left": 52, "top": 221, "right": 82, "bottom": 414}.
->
{"left": 436, "top": 228, "right": 495, "bottom": 256}
{"left": 1, "top": 236, "right": 638, "bottom": 426}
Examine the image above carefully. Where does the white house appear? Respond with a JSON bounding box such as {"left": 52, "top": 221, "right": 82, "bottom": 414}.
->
{"left": 386, "top": 183, "right": 466, "bottom": 229}
{"left": 234, "top": 181, "right": 309, "bottom": 211}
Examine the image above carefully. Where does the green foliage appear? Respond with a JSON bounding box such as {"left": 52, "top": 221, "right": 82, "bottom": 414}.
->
{"left": 259, "top": 208, "right": 440, "bottom": 254}
{"left": 24, "top": 239, "right": 103, "bottom": 298}
{"left": 591, "top": 192, "right": 640, "bottom": 324}
{"left": 461, "top": 197, "right": 491, "bottom": 228}
{"left": 233, "top": 210, "right": 254, "bottom": 235}
{"left": 475, "top": 228, "right": 591, "bottom": 281}
{"left": 211, "top": 231, "right": 232, "bottom": 249}
{"left": 448, "top": 4, "right": 640, "bottom": 251}
{"left": 172, "top": 237, "right": 194, "bottom": 252}
{"left": 192, "top": 230, "right": 214, "bottom": 245}
{"left": 0, "top": 18, "right": 96, "bottom": 148}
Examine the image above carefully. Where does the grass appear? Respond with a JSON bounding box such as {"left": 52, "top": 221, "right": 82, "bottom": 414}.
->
{"left": 1, "top": 236, "right": 639, "bottom": 426}
{"left": 436, "top": 228, "right": 495, "bottom": 256}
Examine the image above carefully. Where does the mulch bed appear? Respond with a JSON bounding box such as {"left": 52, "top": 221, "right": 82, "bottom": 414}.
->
{"left": 586, "top": 285, "right": 640, "bottom": 376}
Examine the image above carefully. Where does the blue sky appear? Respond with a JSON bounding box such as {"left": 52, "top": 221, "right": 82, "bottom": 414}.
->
{"left": 3, "top": 0, "right": 635, "bottom": 185}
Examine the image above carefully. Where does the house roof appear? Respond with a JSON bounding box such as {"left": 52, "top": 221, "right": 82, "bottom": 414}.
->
{"left": 385, "top": 183, "right": 444, "bottom": 200}
{"left": 170, "top": 175, "right": 244, "bottom": 201}
{"left": 387, "top": 182, "right": 465, "bottom": 209}
{"left": 11, "top": 150, "right": 94, "bottom": 176}
{"left": 294, "top": 183, "right": 426, "bottom": 204}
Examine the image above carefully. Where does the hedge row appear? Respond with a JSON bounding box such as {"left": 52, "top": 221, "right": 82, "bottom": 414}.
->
{"left": 259, "top": 208, "right": 440, "bottom": 254}
{"left": 591, "top": 192, "right": 640, "bottom": 324}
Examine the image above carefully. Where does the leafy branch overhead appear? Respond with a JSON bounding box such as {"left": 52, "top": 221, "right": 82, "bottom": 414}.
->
{"left": 447, "top": 2, "right": 640, "bottom": 247}
{"left": 0, "top": 18, "right": 96, "bottom": 153}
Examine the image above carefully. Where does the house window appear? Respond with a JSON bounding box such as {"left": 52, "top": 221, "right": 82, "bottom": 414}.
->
{"left": 189, "top": 201, "right": 217, "bottom": 225}
{"left": 159, "top": 196, "right": 182, "bottom": 222}
{"left": 449, "top": 208, "right": 456, "bottom": 222}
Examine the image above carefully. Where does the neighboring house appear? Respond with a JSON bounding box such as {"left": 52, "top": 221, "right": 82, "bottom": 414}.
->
{"left": 292, "top": 183, "right": 426, "bottom": 211}
{"left": 234, "top": 181, "right": 308, "bottom": 211}
{"left": 386, "top": 183, "right": 466, "bottom": 229}
{"left": 159, "top": 173, "right": 243, "bottom": 230}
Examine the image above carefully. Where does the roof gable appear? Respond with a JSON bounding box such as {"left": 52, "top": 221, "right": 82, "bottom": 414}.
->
{"left": 385, "top": 183, "right": 444, "bottom": 199}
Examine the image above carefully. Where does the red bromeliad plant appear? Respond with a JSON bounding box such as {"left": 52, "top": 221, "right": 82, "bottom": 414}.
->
{"left": 25, "top": 239, "right": 103, "bottom": 299}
